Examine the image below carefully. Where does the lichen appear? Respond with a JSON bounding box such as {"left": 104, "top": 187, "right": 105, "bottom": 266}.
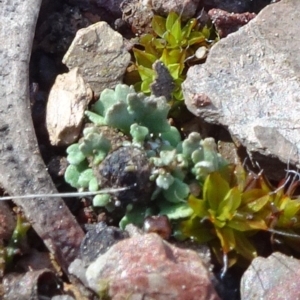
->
{"left": 65, "top": 84, "right": 227, "bottom": 231}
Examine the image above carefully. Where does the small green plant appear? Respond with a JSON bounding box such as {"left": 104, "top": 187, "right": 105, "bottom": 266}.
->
{"left": 127, "top": 11, "right": 216, "bottom": 102}
{"left": 2, "top": 213, "right": 30, "bottom": 272}
{"left": 181, "top": 164, "right": 300, "bottom": 271}
{"left": 64, "top": 84, "right": 227, "bottom": 229}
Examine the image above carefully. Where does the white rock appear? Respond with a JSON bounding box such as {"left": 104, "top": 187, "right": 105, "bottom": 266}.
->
{"left": 46, "top": 68, "right": 92, "bottom": 146}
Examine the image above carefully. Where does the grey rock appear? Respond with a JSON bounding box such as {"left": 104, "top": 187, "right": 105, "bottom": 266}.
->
{"left": 51, "top": 296, "right": 75, "bottom": 300}
{"left": 241, "top": 252, "right": 300, "bottom": 300}
{"left": 68, "top": 258, "right": 89, "bottom": 287}
{"left": 79, "top": 222, "right": 128, "bottom": 264}
{"left": 120, "top": 0, "right": 201, "bottom": 35}
{"left": 3, "top": 269, "right": 62, "bottom": 300}
{"left": 0, "top": 0, "right": 84, "bottom": 275}
{"left": 63, "top": 22, "right": 131, "bottom": 96}
{"left": 182, "top": 0, "right": 300, "bottom": 179}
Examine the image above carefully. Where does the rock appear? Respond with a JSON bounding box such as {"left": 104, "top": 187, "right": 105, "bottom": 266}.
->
{"left": 96, "top": 0, "right": 123, "bottom": 17}
{"left": 52, "top": 296, "right": 75, "bottom": 300}
{"left": 62, "top": 22, "right": 130, "bottom": 96}
{"left": 46, "top": 68, "right": 92, "bottom": 146}
{"left": 182, "top": 0, "right": 300, "bottom": 179}
{"left": 79, "top": 222, "right": 129, "bottom": 264}
{"left": 120, "top": 0, "right": 154, "bottom": 34}
{"left": 203, "top": 0, "right": 252, "bottom": 13}
{"left": 203, "top": 0, "right": 273, "bottom": 13}
{"left": 120, "top": 0, "right": 201, "bottom": 35}
{"left": 151, "top": 0, "right": 201, "bottom": 20}
{"left": 86, "top": 233, "right": 220, "bottom": 300}
{"left": 0, "top": 0, "right": 85, "bottom": 276}
{"left": 208, "top": 9, "right": 256, "bottom": 38}
{"left": 0, "top": 203, "right": 15, "bottom": 242}
{"left": 3, "top": 269, "right": 62, "bottom": 299}
{"left": 240, "top": 252, "right": 300, "bottom": 299}
{"left": 34, "top": 4, "right": 92, "bottom": 55}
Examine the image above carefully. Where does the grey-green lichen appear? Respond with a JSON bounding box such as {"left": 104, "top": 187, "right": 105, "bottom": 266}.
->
{"left": 64, "top": 84, "right": 228, "bottom": 229}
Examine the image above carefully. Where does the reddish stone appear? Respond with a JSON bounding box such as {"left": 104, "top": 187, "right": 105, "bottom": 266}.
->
{"left": 208, "top": 8, "right": 256, "bottom": 38}
{"left": 86, "top": 233, "right": 220, "bottom": 300}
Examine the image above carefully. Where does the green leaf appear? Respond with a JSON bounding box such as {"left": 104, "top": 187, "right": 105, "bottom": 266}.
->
{"left": 215, "top": 226, "right": 236, "bottom": 254}
{"left": 241, "top": 189, "right": 265, "bottom": 205}
{"left": 137, "top": 65, "right": 155, "bottom": 81}
{"left": 162, "top": 49, "right": 184, "bottom": 65}
{"left": 172, "top": 88, "right": 184, "bottom": 101}
{"left": 130, "top": 124, "right": 149, "bottom": 144}
{"left": 245, "top": 194, "right": 270, "bottom": 212}
{"left": 228, "top": 216, "right": 268, "bottom": 231}
{"left": 133, "top": 48, "right": 157, "bottom": 69}
{"left": 152, "top": 15, "right": 167, "bottom": 37}
{"left": 119, "top": 205, "right": 149, "bottom": 229}
{"left": 92, "top": 89, "right": 114, "bottom": 115}
{"left": 188, "top": 195, "right": 208, "bottom": 217}
{"left": 140, "top": 79, "right": 153, "bottom": 94}
{"left": 77, "top": 169, "right": 96, "bottom": 188}
{"left": 181, "top": 19, "right": 197, "bottom": 40}
{"left": 188, "top": 31, "right": 206, "bottom": 46}
{"left": 127, "top": 93, "right": 171, "bottom": 134}
{"left": 164, "top": 31, "right": 178, "bottom": 48}
{"left": 139, "top": 34, "right": 159, "bottom": 55}
{"left": 181, "top": 216, "right": 215, "bottom": 243}
{"left": 170, "top": 15, "right": 182, "bottom": 42}
{"left": 201, "top": 25, "right": 213, "bottom": 39}
{"left": 152, "top": 38, "right": 167, "bottom": 50}
{"left": 160, "top": 126, "right": 181, "bottom": 147}
{"left": 85, "top": 111, "right": 106, "bottom": 126}
{"left": 79, "top": 133, "right": 111, "bottom": 158}
{"left": 66, "top": 144, "right": 86, "bottom": 165}
{"left": 163, "top": 178, "right": 189, "bottom": 203}
{"left": 89, "top": 177, "right": 99, "bottom": 192}
{"left": 204, "top": 172, "right": 230, "bottom": 212}
{"left": 159, "top": 150, "right": 177, "bottom": 166}
{"left": 217, "top": 187, "right": 241, "bottom": 221}
{"left": 156, "top": 173, "right": 174, "bottom": 190}
{"left": 159, "top": 202, "right": 193, "bottom": 219}
{"left": 167, "top": 63, "right": 181, "bottom": 80}
{"left": 64, "top": 165, "right": 81, "bottom": 188}
{"left": 93, "top": 194, "right": 110, "bottom": 207}
{"left": 182, "top": 132, "right": 202, "bottom": 158}
{"left": 282, "top": 198, "right": 300, "bottom": 221}
{"left": 234, "top": 232, "right": 257, "bottom": 260}
{"left": 166, "top": 11, "right": 179, "bottom": 32}
{"left": 104, "top": 102, "right": 134, "bottom": 133}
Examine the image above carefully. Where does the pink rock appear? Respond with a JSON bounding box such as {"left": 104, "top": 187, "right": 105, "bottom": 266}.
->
{"left": 86, "top": 233, "right": 220, "bottom": 300}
